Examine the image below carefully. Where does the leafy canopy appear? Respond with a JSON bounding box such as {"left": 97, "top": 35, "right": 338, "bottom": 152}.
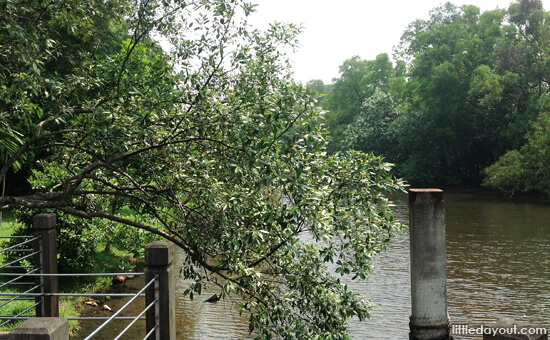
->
{"left": 0, "top": 0, "right": 405, "bottom": 338}
{"left": 322, "top": 0, "right": 550, "bottom": 189}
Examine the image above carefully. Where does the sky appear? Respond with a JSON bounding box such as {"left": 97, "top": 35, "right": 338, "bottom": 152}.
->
{"left": 247, "top": 0, "right": 550, "bottom": 84}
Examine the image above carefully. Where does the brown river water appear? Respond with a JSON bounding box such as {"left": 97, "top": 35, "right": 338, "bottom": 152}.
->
{"left": 74, "top": 189, "right": 550, "bottom": 339}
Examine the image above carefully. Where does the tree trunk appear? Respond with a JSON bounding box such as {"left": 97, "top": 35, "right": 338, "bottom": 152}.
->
{"left": 0, "top": 151, "right": 6, "bottom": 227}
{"left": 104, "top": 200, "right": 118, "bottom": 252}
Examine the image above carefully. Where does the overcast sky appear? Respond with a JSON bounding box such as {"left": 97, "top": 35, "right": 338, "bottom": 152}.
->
{"left": 247, "top": 0, "right": 550, "bottom": 84}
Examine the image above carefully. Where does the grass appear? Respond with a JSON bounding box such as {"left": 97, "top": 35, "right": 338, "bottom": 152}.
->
{"left": 0, "top": 211, "right": 19, "bottom": 237}
{"left": 0, "top": 211, "right": 141, "bottom": 335}
{"left": 0, "top": 211, "right": 30, "bottom": 331}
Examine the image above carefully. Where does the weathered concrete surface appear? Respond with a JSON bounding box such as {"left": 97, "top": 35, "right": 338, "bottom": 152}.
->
{"left": 9, "top": 318, "right": 68, "bottom": 340}
{"left": 409, "top": 189, "right": 449, "bottom": 340}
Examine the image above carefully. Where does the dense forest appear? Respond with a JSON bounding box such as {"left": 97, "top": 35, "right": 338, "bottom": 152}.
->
{"left": 311, "top": 0, "right": 550, "bottom": 195}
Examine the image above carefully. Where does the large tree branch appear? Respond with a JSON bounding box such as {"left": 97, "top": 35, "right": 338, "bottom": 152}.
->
{"left": 55, "top": 207, "right": 238, "bottom": 276}
{"left": 0, "top": 192, "right": 68, "bottom": 210}
{"left": 0, "top": 117, "right": 52, "bottom": 180}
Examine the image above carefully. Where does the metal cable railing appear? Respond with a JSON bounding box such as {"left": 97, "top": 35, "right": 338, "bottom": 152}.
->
{"left": 0, "top": 229, "right": 173, "bottom": 340}
{"left": 0, "top": 237, "right": 39, "bottom": 255}
{"left": 0, "top": 236, "right": 41, "bottom": 327}
{"left": 0, "top": 236, "right": 42, "bottom": 329}
{"left": 0, "top": 284, "right": 42, "bottom": 309}
{"left": 0, "top": 270, "right": 156, "bottom": 338}
{"left": 0, "top": 292, "right": 144, "bottom": 298}
{"left": 0, "top": 251, "right": 40, "bottom": 271}
{"left": 0, "top": 301, "right": 41, "bottom": 328}
{"left": 0, "top": 236, "right": 34, "bottom": 239}
{"left": 0, "top": 267, "right": 41, "bottom": 290}
{"left": 1, "top": 236, "right": 158, "bottom": 339}
{"left": 113, "top": 296, "right": 158, "bottom": 340}
{"left": 115, "top": 276, "right": 159, "bottom": 340}
{"left": 0, "top": 272, "right": 145, "bottom": 277}
{"left": 84, "top": 275, "right": 158, "bottom": 340}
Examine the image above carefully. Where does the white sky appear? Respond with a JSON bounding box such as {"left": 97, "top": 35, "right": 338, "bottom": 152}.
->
{"left": 247, "top": 0, "right": 550, "bottom": 84}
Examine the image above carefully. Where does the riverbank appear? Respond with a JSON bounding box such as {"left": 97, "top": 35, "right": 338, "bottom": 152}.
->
{"left": 410, "top": 184, "right": 550, "bottom": 204}
{"left": 0, "top": 211, "right": 142, "bottom": 336}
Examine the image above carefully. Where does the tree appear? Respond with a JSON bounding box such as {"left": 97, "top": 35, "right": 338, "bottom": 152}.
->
{"left": 481, "top": 0, "right": 550, "bottom": 196}
{"left": 391, "top": 1, "right": 550, "bottom": 185}
{"left": 322, "top": 54, "right": 404, "bottom": 153}
{"left": 343, "top": 88, "right": 399, "bottom": 160}
{"left": 483, "top": 98, "right": 550, "bottom": 196}
{"left": 0, "top": 116, "right": 24, "bottom": 225}
{"left": 306, "top": 79, "right": 327, "bottom": 95}
{"left": 392, "top": 2, "right": 547, "bottom": 184}
{"left": 0, "top": 0, "right": 405, "bottom": 338}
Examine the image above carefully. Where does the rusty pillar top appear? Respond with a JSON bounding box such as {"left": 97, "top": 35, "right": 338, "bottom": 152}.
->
{"left": 409, "top": 188, "right": 444, "bottom": 204}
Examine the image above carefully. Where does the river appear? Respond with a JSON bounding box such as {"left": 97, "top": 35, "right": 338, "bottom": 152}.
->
{"left": 75, "top": 189, "right": 550, "bottom": 339}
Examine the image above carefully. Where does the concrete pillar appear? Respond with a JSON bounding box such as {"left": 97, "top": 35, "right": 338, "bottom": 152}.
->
{"left": 33, "top": 214, "right": 59, "bottom": 318}
{"left": 409, "top": 189, "right": 449, "bottom": 340}
{"left": 9, "top": 318, "right": 68, "bottom": 340}
{"left": 145, "top": 241, "right": 176, "bottom": 340}
{"left": 482, "top": 318, "right": 548, "bottom": 340}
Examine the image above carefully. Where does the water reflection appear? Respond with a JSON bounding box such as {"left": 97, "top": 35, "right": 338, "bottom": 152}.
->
{"left": 174, "top": 247, "right": 252, "bottom": 340}
{"left": 444, "top": 190, "right": 550, "bottom": 339}
{"left": 363, "top": 190, "right": 550, "bottom": 339}
{"left": 350, "top": 232, "right": 410, "bottom": 339}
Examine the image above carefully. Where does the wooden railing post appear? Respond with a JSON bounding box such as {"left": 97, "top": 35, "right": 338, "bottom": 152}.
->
{"left": 409, "top": 189, "right": 450, "bottom": 340}
{"left": 33, "top": 214, "right": 59, "bottom": 317}
{"left": 145, "top": 241, "right": 176, "bottom": 340}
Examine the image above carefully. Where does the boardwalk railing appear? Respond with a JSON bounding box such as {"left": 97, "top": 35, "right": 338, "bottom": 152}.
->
{"left": 0, "top": 234, "right": 42, "bottom": 326}
{"left": 0, "top": 214, "right": 175, "bottom": 340}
